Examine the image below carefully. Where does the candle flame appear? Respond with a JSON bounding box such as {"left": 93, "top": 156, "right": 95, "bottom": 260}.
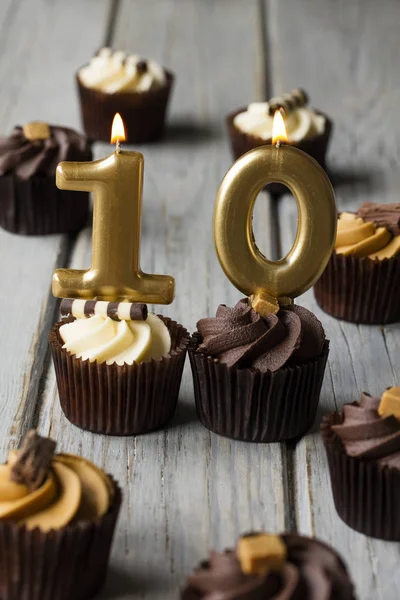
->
{"left": 272, "top": 110, "right": 288, "bottom": 145}
{"left": 111, "top": 113, "right": 126, "bottom": 143}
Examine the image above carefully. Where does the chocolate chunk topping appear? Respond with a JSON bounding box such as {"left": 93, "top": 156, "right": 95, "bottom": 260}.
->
{"left": 136, "top": 60, "right": 148, "bottom": 74}
{"left": 357, "top": 202, "right": 400, "bottom": 236}
{"left": 10, "top": 430, "right": 56, "bottom": 491}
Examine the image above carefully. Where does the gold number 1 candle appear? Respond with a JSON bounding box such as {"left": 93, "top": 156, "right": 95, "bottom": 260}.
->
{"left": 214, "top": 110, "right": 336, "bottom": 311}
{"left": 53, "top": 113, "right": 174, "bottom": 304}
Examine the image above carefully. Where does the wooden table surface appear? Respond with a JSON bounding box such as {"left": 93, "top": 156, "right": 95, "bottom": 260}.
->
{"left": 1, "top": 0, "right": 399, "bottom": 598}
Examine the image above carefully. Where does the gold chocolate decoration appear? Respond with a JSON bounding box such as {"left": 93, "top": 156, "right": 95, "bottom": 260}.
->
{"left": 214, "top": 112, "right": 336, "bottom": 302}
{"left": 22, "top": 121, "right": 51, "bottom": 141}
{"left": 53, "top": 115, "right": 174, "bottom": 303}
{"left": 378, "top": 387, "right": 400, "bottom": 421}
{"left": 237, "top": 533, "right": 287, "bottom": 575}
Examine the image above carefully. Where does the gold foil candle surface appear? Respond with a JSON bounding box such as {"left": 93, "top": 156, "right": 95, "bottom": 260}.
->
{"left": 52, "top": 116, "right": 174, "bottom": 304}
{"left": 214, "top": 112, "right": 336, "bottom": 304}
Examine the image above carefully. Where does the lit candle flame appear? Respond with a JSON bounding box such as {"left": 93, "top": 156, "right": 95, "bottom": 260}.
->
{"left": 111, "top": 113, "right": 126, "bottom": 144}
{"left": 272, "top": 109, "right": 288, "bottom": 145}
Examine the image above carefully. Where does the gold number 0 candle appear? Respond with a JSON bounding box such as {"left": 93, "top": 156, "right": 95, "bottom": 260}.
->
{"left": 214, "top": 111, "right": 336, "bottom": 310}
{"left": 52, "top": 114, "right": 174, "bottom": 304}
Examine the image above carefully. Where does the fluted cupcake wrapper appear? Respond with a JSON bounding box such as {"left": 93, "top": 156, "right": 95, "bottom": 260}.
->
{"left": 314, "top": 252, "right": 400, "bottom": 324}
{"left": 76, "top": 72, "right": 174, "bottom": 144}
{"left": 0, "top": 478, "right": 121, "bottom": 600}
{"left": 188, "top": 334, "right": 329, "bottom": 443}
{"left": 226, "top": 109, "right": 332, "bottom": 197}
{"left": 49, "top": 317, "right": 190, "bottom": 436}
{"left": 0, "top": 174, "right": 89, "bottom": 235}
{"left": 321, "top": 412, "right": 400, "bottom": 541}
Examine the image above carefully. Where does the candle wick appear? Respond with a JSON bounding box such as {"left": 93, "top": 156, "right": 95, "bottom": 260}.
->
{"left": 116, "top": 140, "right": 121, "bottom": 154}
{"left": 275, "top": 140, "right": 282, "bottom": 149}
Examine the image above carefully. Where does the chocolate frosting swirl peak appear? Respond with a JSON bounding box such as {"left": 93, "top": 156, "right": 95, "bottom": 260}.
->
{"left": 332, "top": 392, "right": 400, "bottom": 468}
{"left": 0, "top": 125, "right": 92, "bottom": 180}
{"left": 182, "top": 534, "right": 355, "bottom": 600}
{"left": 196, "top": 299, "right": 325, "bottom": 372}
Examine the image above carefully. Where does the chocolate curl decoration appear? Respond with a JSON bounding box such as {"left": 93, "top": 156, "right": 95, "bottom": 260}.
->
{"left": 60, "top": 299, "right": 148, "bottom": 321}
{"left": 268, "top": 88, "right": 309, "bottom": 116}
{"left": 10, "top": 430, "right": 56, "bottom": 491}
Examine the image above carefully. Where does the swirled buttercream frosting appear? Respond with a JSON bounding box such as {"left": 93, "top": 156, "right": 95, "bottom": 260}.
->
{"left": 196, "top": 299, "right": 325, "bottom": 372}
{"left": 331, "top": 392, "right": 400, "bottom": 468}
{"left": 0, "top": 431, "right": 112, "bottom": 531}
{"left": 78, "top": 47, "right": 167, "bottom": 94}
{"left": 182, "top": 533, "right": 355, "bottom": 600}
{"left": 59, "top": 312, "right": 171, "bottom": 365}
{"left": 233, "top": 100, "right": 325, "bottom": 142}
{"left": 0, "top": 125, "right": 92, "bottom": 180}
{"left": 335, "top": 209, "right": 400, "bottom": 260}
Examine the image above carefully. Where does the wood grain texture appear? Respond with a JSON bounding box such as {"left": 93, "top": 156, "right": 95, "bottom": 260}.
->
{"left": 266, "top": 1, "right": 400, "bottom": 598}
{"left": 37, "top": 1, "right": 285, "bottom": 598}
{"left": 0, "top": 0, "right": 111, "bottom": 456}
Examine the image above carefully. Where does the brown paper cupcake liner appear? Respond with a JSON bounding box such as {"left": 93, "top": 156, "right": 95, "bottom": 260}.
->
{"left": 76, "top": 71, "right": 174, "bottom": 143}
{"left": 226, "top": 109, "right": 333, "bottom": 197}
{"left": 321, "top": 412, "right": 400, "bottom": 540}
{"left": 188, "top": 334, "right": 329, "bottom": 442}
{"left": 0, "top": 174, "right": 89, "bottom": 235}
{"left": 0, "top": 477, "right": 121, "bottom": 600}
{"left": 49, "top": 316, "right": 189, "bottom": 436}
{"left": 314, "top": 252, "right": 400, "bottom": 324}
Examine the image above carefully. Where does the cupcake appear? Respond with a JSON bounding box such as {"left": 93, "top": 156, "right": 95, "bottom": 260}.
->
{"left": 77, "top": 47, "right": 174, "bottom": 143}
{"left": 49, "top": 299, "right": 190, "bottom": 435}
{"left": 182, "top": 531, "right": 355, "bottom": 599}
{"left": 321, "top": 387, "right": 400, "bottom": 540}
{"left": 189, "top": 299, "right": 329, "bottom": 442}
{"left": 314, "top": 203, "right": 400, "bottom": 324}
{"left": 0, "top": 122, "right": 92, "bottom": 235}
{"left": 227, "top": 88, "right": 332, "bottom": 195}
{"left": 0, "top": 429, "right": 121, "bottom": 600}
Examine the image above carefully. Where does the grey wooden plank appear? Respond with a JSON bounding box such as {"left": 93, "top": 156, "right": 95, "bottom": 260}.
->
{"left": 0, "top": 0, "right": 112, "bottom": 456}
{"left": 266, "top": 1, "right": 400, "bottom": 598}
{"left": 38, "top": 1, "right": 286, "bottom": 598}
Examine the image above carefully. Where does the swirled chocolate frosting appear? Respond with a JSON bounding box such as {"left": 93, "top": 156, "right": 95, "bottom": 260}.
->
{"left": 0, "top": 125, "right": 92, "bottom": 180}
{"left": 331, "top": 392, "right": 400, "bottom": 468}
{"left": 182, "top": 534, "right": 355, "bottom": 600}
{"left": 196, "top": 299, "right": 325, "bottom": 372}
{"left": 357, "top": 202, "right": 400, "bottom": 236}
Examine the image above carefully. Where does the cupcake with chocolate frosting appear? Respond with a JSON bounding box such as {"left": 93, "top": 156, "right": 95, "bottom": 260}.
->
{"left": 189, "top": 298, "right": 329, "bottom": 442}
{"left": 182, "top": 531, "right": 355, "bottom": 600}
{"left": 49, "top": 299, "right": 190, "bottom": 435}
{"left": 0, "top": 122, "right": 92, "bottom": 235}
{"left": 0, "top": 430, "right": 121, "bottom": 600}
{"left": 77, "top": 47, "right": 174, "bottom": 143}
{"left": 321, "top": 387, "right": 400, "bottom": 540}
{"left": 314, "top": 203, "right": 400, "bottom": 323}
{"left": 227, "top": 89, "right": 332, "bottom": 195}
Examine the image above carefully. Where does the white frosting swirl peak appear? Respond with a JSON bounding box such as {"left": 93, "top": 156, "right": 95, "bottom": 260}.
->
{"left": 60, "top": 313, "right": 171, "bottom": 366}
{"left": 233, "top": 102, "right": 325, "bottom": 142}
{"left": 78, "top": 47, "right": 167, "bottom": 94}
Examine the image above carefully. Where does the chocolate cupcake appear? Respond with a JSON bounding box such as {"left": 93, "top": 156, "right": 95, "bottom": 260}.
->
{"left": 0, "top": 122, "right": 92, "bottom": 235}
{"left": 0, "top": 430, "right": 121, "bottom": 600}
{"left": 77, "top": 47, "right": 174, "bottom": 143}
{"left": 182, "top": 531, "right": 355, "bottom": 599}
{"left": 321, "top": 388, "right": 400, "bottom": 540}
{"left": 314, "top": 203, "right": 400, "bottom": 324}
{"left": 227, "top": 89, "right": 332, "bottom": 195}
{"left": 49, "top": 299, "right": 189, "bottom": 435}
{"left": 189, "top": 299, "right": 329, "bottom": 442}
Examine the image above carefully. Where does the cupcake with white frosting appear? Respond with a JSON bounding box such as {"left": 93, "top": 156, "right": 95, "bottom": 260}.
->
{"left": 0, "top": 430, "right": 121, "bottom": 600}
{"left": 227, "top": 89, "right": 332, "bottom": 193}
{"left": 76, "top": 47, "right": 174, "bottom": 143}
{"left": 48, "top": 300, "right": 190, "bottom": 435}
